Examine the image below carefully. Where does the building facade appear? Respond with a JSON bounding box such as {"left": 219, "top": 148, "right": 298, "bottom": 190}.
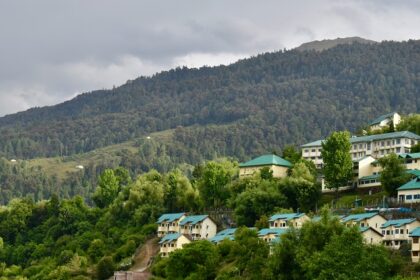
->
{"left": 397, "top": 177, "right": 420, "bottom": 204}
{"left": 159, "top": 233, "right": 191, "bottom": 257}
{"left": 342, "top": 212, "right": 387, "bottom": 232}
{"left": 381, "top": 219, "right": 420, "bottom": 249}
{"left": 359, "top": 227, "right": 383, "bottom": 245}
{"left": 409, "top": 227, "right": 420, "bottom": 262}
{"left": 368, "top": 112, "right": 401, "bottom": 132}
{"left": 239, "top": 154, "right": 292, "bottom": 178}
{"left": 179, "top": 215, "right": 217, "bottom": 240}
{"left": 156, "top": 213, "right": 186, "bottom": 237}
{"left": 269, "top": 213, "right": 310, "bottom": 229}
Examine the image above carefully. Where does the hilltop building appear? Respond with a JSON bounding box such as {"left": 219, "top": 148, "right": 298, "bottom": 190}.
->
{"left": 179, "top": 215, "right": 217, "bottom": 240}
{"left": 156, "top": 213, "right": 186, "bottom": 237}
{"left": 368, "top": 112, "right": 401, "bottom": 132}
{"left": 269, "top": 213, "right": 310, "bottom": 229}
{"left": 159, "top": 233, "right": 191, "bottom": 257}
{"left": 381, "top": 219, "right": 420, "bottom": 249}
{"left": 239, "top": 154, "right": 292, "bottom": 179}
{"left": 302, "top": 131, "right": 420, "bottom": 169}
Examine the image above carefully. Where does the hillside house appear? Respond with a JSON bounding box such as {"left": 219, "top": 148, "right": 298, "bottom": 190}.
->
{"left": 381, "top": 219, "right": 420, "bottom": 249}
{"left": 179, "top": 215, "right": 217, "bottom": 240}
{"left": 353, "top": 156, "right": 382, "bottom": 188}
{"left": 159, "top": 233, "right": 191, "bottom": 257}
{"left": 269, "top": 213, "right": 310, "bottom": 229}
{"left": 208, "top": 228, "right": 237, "bottom": 244}
{"left": 239, "top": 154, "right": 292, "bottom": 179}
{"left": 302, "top": 131, "right": 420, "bottom": 168}
{"left": 409, "top": 227, "right": 420, "bottom": 262}
{"left": 359, "top": 227, "right": 383, "bottom": 245}
{"left": 341, "top": 212, "right": 387, "bottom": 231}
{"left": 368, "top": 112, "right": 401, "bottom": 132}
{"left": 156, "top": 213, "right": 186, "bottom": 237}
{"left": 399, "top": 153, "right": 420, "bottom": 170}
{"left": 397, "top": 177, "right": 420, "bottom": 203}
{"left": 258, "top": 228, "right": 288, "bottom": 243}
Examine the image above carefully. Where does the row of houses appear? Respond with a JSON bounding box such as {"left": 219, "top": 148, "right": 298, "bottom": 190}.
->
{"left": 156, "top": 211, "right": 420, "bottom": 262}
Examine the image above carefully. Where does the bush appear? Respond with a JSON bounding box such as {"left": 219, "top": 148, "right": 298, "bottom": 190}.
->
{"left": 96, "top": 256, "right": 115, "bottom": 280}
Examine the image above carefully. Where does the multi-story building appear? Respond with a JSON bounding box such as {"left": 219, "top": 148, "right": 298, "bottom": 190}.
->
{"left": 341, "top": 212, "right": 386, "bottom": 232}
{"left": 409, "top": 227, "right": 420, "bottom": 262}
{"left": 302, "top": 131, "right": 420, "bottom": 169}
{"left": 368, "top": 112, "right": 401, "bottom": 132}
{"left": 156, "top": 213, "right": 186, "bottom": 237}
{"left": 159, "top": 233, "right": 191, "bottom": 257}
{"left": 269, "top": 213, "right": 310, "bottom": 229}
{"left": 179, "top": 215, "right": 217, "bottom": 240}
{"left": 397, "top": 177, "right": 420, "bottom": 203}
{"left": 381, "top": 219, "right": 420, "bottom": 249}
{"left": 239, "top": 154, "right": 292, "bottom": 179}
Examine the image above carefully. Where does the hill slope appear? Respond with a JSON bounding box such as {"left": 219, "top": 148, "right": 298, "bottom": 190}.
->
{"left": 0, "top": 39, "right": 419, "bottom": 163}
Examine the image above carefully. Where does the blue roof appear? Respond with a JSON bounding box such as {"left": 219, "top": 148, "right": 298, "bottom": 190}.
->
{"left": 209, "top": 235, "right": 235, "bottom": 243}
{"left": 397, "top": 177, "right": 420, "bottom": 191}
{"left": 359, "top": 226, "right": 370, "bottom": 233}
{"left": 157, "top": 213, "right": 185, "bottom": 224}
{"left": 269, "top": 213, "right": 305, "bottom": 222}
{"left": 399, "top": 153, "right": 420, "bottom": 159}
{"left": 359, "top": 174, "right": 381, "bottom": 181}
{"left": 406, "top": 169, "right": 420, "bottom": 178}
{"left": 409, "top": 227, "right": 420, "bottom": 237}
{"left": 381, "top": 219, "right": 417, "bottom": 228}
{"left": 179, "top": 215, "right": 208, "bottom": 225}
{"left": 159, "top": 233, "right": 182, "bottom": 244}
{"left": 369, "top": 112, "right": 397, "bottom": 125}
{"left": 341, "top": 212, "right": 379, "bottom": 223}
{"left": 215, "top": 228, "right": 237, "bottom": 236}
{"left": 302, "top": 131, "right": 420, "bottom": 148}
{"left": 258, "top": 228, "right": 288, "bottom": 236}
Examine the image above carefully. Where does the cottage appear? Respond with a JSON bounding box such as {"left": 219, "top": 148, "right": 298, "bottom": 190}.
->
{"left": 359, "top": 227, "right": 383, "bottom": 245}
{"left": 156, "top": 213, "right": 186, "bottom": 237}
{"left": 397, "top": 177, "right": 420, "bottom": 203}
{"left": 399, "top": 153, "right": 420, "bottom": 170}
{"left": 341, "top": 212, "right": 386, "bottom": 231}
{"left": 258, "top": 228, "right": 288, "bottom": 243}
{"left": 269, "top": 213, "right": 310, "bottom": 229}
{"left": 409, "top": 227, "right": 420, "bottom": 262}
{"left": 179, "top": 215, "right": 217, "bottom": 240}
{"left": 368, "top": 112, "right": 401, "bottom": 132}
{"left": 239, "top": 154, "right": 292, "bottom": 178}
{"left": 159, "top": 233, "right": 191, "bottom": 257}
{"left": 381, "top": 219, "right": 420, "bottom": 249}
{"left": 208, "top": 228, "right": 237, "bottom": 244}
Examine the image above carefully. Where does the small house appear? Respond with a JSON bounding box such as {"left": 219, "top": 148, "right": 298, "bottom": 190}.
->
{"left": 179, "top": 215, "right": 217, "bottom": 240}
{"left": 269, "top": 213, "right": 310, "bottom": 229}
{"left": 359, "top": 226, "right": 383, "bottom": 245}
{"left": 409, "top": 227, "right": 420, "bottom": 262}
{"left": 381, "top": 218, "right": 420, "bottom": 249}
{"left": 156, "top": 213, "right": 186, "bottom": 237}
{"left": 239, "top": 154, "right": 292, "bottom": 178}
{"left": 341, "top": 212, "right": 386, "bottom": 231}
{"left": 159, "top": 233, "right": 191, "bottom": 257}
{"left": 397, "top": 177, "right": 420, "bottom": 203}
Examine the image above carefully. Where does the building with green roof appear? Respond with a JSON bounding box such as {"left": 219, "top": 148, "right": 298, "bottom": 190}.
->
{"left": 368, "top": 112, "right": 401, "bottom": 130}
{"left": 239, "top": 154, "right": 292, "bottom": 179}
{"left": 269, "top": 213, "right": 310, "bottom": 229}
{"left": 381, "top": 218, "right": 420, "bottom": 249}
{"left": 399, "top": 153, "right": 420, "bottom": 171}
{"left": 397, "top": 177, "right": 420, "bottom": 204}
{"left": 409, "top": 227, "right": 420, "bottom": 263}
{"left": 156, "top": 212, "right": 186, "bottom": 237}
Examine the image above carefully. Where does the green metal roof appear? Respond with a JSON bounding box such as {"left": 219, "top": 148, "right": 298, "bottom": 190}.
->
{"left": 301, "top": 131, "right": 420, "bottom": 148}
{"left": 342, "top": 212, "right": 379, "bottom": 222}
{"left": 269, "top": 213, "right": 305, "bottom": 222}
{"left": 359, "top": 174, "right": 380, "bottom": 181}
{"left": 369, "top": 112, "right": 397, "bottom": 126}
{"left": 409, "top": 227, "right": 420, "bottom": 237}
{"left": 179, "top": 215, "right": 208, "bottom": 225}
{"left": 397, "top": 177, "right": 420, "bottom": 191}
{"left": 258, "top": 228, "right": 288, "bottom": 236}
{"left": 381, "top": 219, "right": 416, "bottom": 228}
{"left": 406, "top": 169, "right": 420, "bottom": 177}
{"left": 399, "top": 153, "right": 420, "bottom": 159}
{"left": 156, "top": 213, "right": 185, "bottom": 224}
{"left": 239, "top": 154, "right": 292, "bottom": 168}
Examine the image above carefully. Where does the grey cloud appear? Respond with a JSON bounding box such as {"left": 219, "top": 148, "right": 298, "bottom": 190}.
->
{"left": 0, "top": 0, "right": 420, "bottom": 116}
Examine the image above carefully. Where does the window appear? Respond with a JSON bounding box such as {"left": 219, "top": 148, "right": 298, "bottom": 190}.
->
{"left": 395, "top": 229, "right": 399, "bottom": 234}
{"left": 304, "top": 149, "right": 309, "bottom": 153}
{"left": 387, "top": 140, "right": 390, "bottom": 146}
{"left": 381, "top": 141, "right": 384, "bottom": 147}
{"left": 414, "top": 251, "right": 419, "bottom": 257}
{"left": 367, "top": 143, "right": 371, "bottom": 150}
{"left": 382, "top": 230, "right": 385, "bottom": 235}
{"left": 414, "top": 238, "right": 419, "bottom": 244}
{"left": 386, "top": 230, "right": 390, "bottom": 235}
{"left": 359, "top": 144, "right": 363, "bottom": 149}
{"left": 396, "top": 147, "right": 401, "bottom": 153}
{"left": 396, "top": 139, "right": 401, "bottom": 144}
{"left": 311, "top": 149, "right": 315, "bottom": 152}
{"left": 406, "top": 195, "right": 413, "bottom": 200}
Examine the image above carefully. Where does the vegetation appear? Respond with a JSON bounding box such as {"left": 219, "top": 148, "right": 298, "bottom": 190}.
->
{"left": 379, "top": 154, "right": 412, "bottom": 196}
{"left": 321, "top": 131, "right": 353, "bottom": 193}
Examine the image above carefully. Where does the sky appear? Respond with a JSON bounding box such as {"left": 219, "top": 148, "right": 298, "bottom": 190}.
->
{"left": 0, "top": 0, "right": 420, "bottom": 116}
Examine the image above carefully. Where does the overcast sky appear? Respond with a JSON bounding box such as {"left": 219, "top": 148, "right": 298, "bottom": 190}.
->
{"left": 0, "top": 0, "right": 419, "bottom": 116}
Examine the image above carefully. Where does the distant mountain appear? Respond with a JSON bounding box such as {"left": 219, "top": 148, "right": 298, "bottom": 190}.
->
{"left": 295, "top": 37, "right": 377, "bottom": 52}
{"left": 0, "top": 39, "right": 419, "bottom": 165}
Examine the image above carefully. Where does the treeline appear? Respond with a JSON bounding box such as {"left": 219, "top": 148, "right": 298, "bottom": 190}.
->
{"left": 0, "top": 40, "right": 419, "bottom": 160}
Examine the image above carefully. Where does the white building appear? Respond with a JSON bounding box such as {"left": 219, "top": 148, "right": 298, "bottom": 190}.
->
{"left": 179, "top": 215, "right": 217, "bottom": 240}
{"left": 409, "top": 227, "right": 420, "bottom": 262}
{"left": 368, "top": 112, "right": 401, "bottom": 132}
{"left": 269, "top": 213, "right": 310, "bottom": 229}
{"left": 156, "top": 213, "right": 186, "bottom": 237}
{"left": 397, "top": 177, "right": 420, "bottom": 204}
{"left": 239, "top": 154, "right": 292, "bottom": 179}
{"left": 381, "top": 219, "right": 420, "bottom": 249}
{"left": 159, "top": 233, "right": 191, "bottom": 257}
{"left": 302, "top": 131, "right": 420, "bottom": 169}
{"left": 359, "top": 226, "right": 383, "bottom": 245}
{"left": 341, "top": 212, "right": 386, "bottom": 232}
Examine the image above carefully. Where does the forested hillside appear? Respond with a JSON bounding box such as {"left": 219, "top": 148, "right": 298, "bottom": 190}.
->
{"left": 0, "top": 39, "right": 419, "bottom": 162}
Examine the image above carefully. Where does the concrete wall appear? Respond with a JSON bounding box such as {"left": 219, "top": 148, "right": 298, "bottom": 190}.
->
{"left": 239, "top": 165, "right": 289, "bottom": 179}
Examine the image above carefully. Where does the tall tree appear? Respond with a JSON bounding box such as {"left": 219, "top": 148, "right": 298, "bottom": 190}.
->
{"left": 321, "top": 131, "right": 353, "bottom": 194}
{"left": 378, "top": 153, "right": 411, "bottom": 196}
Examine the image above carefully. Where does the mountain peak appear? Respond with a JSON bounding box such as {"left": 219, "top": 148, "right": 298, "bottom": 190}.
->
{"left": 295, "top": 37, "right": 377, "bottom": 52}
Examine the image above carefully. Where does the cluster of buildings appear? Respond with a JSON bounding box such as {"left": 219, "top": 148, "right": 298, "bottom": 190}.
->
{"left": 156, "top": 211, "right": 420, "bottom": 262}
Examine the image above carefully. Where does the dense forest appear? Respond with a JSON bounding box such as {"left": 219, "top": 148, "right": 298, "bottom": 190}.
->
{"left": 0, "top": 40, "right": 419, "bottom": 161}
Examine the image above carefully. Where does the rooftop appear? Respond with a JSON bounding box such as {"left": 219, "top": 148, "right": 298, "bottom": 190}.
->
{"left": 359, "top": 226, "right": 383, "bottom": 236}
{"left": 410, "top": 227, "right": 420, "bottom": 237}
{"left": 341, "top": 212, "right": 379, "bottom": 223}
{"left": 369, "top": 112, "right": 398, "bottom": 126}
{"left": 215, "top": 228, "right": 237, "bottom": 236}
{"left": 359, "top": 174, "right": 380, "bottom": 181}
{"left": 209, "top": 235, "right": 234, "bottom": 243}
{"left": 381, "top": 218, "right": 417, "bottom": 228}
{"left": 269, "top": 213, "right": 305, "bottom": 222}
{"left": 156, "top": 213, "right": 185, "bottom": 224}
{"left": 239, "top": 154, "right": 292, "bottom": 168}
{"left": 301, "top": 131, "right": 420, "bottom": 148}
{"left": 406, "top": 169, "right": 420, "bottom": 178}
{"left": 159, "top": 233, "right": 183, "bottom": 244}
{"left": 399, "top": 153, "right": 420, "bottom": 159}
{"left": 258, "top": 228, "right": 288, "bottom": 236}
{"left": 397, "top": 177, "right": 420, "bottom": 191}
{"left": 179, "top": 215, "right": 208, "bottom": 226}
